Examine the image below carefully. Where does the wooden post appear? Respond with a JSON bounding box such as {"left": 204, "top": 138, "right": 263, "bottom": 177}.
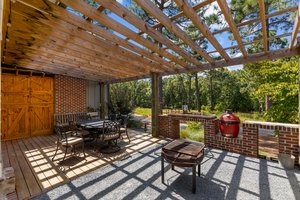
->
{"left": 151, "top": 73, "right": 162, "bottom": 137}
{"left": 100, "top": 83, "right": 108, "bottom": 119}
{"left": 298, "top": 58, "right": 300, "bottom": 165}
{"left": 0, "top": 0, "right": 4, "bottom": 180}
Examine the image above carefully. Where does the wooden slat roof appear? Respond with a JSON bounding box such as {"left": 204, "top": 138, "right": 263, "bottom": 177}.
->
{"left": 1, "top": 0, "right": 300, "bottom": 83}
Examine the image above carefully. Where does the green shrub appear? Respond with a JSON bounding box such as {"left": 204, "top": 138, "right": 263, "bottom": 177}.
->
{"left": 127, "top": 119, "right": 142, "bottom": 128}
{"left": 187, "top": 121, "right": 202, "bottom": 130}
{"left": 180, "top": 122, "right": 204, "bottom": 142}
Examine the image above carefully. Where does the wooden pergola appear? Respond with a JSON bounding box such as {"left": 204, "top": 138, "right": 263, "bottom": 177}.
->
{"left": 1, "top": 1, "right": 300, "bottom": 196}
{"left": 1, "top": 0, "right": 300, "bottom": 82}
{"left": 1, "top": 0, "right": 300, "bottom": 159}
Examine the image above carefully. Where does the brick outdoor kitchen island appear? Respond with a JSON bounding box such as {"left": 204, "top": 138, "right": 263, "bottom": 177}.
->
{"left": 158, "top": 113, "right": 299, "bottom": 163}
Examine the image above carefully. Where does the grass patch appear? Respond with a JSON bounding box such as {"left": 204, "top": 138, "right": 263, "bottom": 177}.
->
{"left": 180, "top": 122, "right": 204, "bottom": 142}
{"left": 133, "top": 107, "right": 151, "bottom": 117}
{"left": 133, "top": 107, "right": 265, "bottom": 122}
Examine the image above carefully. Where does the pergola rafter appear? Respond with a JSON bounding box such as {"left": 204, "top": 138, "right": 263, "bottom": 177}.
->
{"left": 174, "top": 0, "right": 231, "bottom": 61}
{"left": 258, "top": 0, "right": 268, "bottom": 52}
{"left": 290, "top": 4, "right": 300, "bottom": 49}
{"left": 1, "top": 0, "right": 299, "bottom": 82}
{"left": 217, "top": 0, "right": 247, "bottom": 57}
{"left": 10, "top": 3, "right": 156, "bottom": 75}
{"left": 133, "top": 0, "right": 214, "bottom": 63}
{"left": 207, "top": 32, "right": 292, "bottom": 54}
{"left": 136, "top": 0, "right": 216, "bottom": 37}
{"left": 60, "top": 0, "right": 196, "bottom": 69}
{"left": 175, "top": 6, "right": 298, "bottom": 48}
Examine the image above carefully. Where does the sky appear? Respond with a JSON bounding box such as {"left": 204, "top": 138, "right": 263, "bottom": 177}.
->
{"left": 109, "top": 0, "right": 297, "bottom": 71}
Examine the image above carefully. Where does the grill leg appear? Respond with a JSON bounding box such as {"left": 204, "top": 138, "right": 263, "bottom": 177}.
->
{"left": 198, "top": 164, "right": 201, "bottom": 177}
{"left": 161, "top": 156, "right": 164, "bottom": 184}
{"left": 192, "top": 165, "right": 196, "bottom": 193}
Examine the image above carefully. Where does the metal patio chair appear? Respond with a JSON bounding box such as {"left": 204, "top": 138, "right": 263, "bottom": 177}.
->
{"left": 52, "top": 122, "right": 86, "bottom": 161}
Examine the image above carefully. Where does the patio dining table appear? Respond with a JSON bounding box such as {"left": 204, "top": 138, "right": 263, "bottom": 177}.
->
{"left": 78, "top": 120, "right": 107, "bottom": 129}
{"left": 78, "top": 120, "right": 121, "bottom": 153}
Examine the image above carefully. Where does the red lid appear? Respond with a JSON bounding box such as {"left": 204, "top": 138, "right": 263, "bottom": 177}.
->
{"left": 220, "top": 110, "right": 240, "bottom": 123}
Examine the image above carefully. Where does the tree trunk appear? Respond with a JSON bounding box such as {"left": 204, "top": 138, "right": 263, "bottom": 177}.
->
{"left": 265, "top": 0, "right": 271, "bottom": 111}
{"left": 156, "top": 0, "right": 165, "bottom": 113}
{"left": 209, "top": 71, "right": 214, "bottom": 111}
{"left": 188, "top": 74, "right": 192, "bottom": 110}
{"left": 194, "top": 73, "right": 201, "bottom": 112}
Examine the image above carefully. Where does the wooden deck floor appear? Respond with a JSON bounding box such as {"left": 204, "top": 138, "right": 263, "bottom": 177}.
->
{"left": 2, "top": 129, "right": 166, "bottom": 200}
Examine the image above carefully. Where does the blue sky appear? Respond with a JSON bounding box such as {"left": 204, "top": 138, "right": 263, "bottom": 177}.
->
{"left": 109, "top": 0, "right": 297, "bottom": 71}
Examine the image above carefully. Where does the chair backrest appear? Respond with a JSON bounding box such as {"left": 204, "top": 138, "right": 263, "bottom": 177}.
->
{"left": 68, "top": 120, "right": 78, "bottom": 132}
{"left": 102, "top": 120, "right": 120, "bottom": 141}
{"left": 108, "top": 114, "right": 117, "bottom": 121}
{"left": 120, "top": 115, "right": 129, "bottom": 128}
{"left": 78, "top": 114, "right": 92, "bottom": 123}
{"left": 54, "top": 122, "right": 68, "bottom": 141}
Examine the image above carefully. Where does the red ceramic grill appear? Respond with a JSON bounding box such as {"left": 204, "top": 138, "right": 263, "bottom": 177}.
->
{"left": 219, "top": 109, "right": 240, "bottom": 138}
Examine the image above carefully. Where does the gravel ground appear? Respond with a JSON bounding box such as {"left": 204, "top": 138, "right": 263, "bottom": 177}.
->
{"left": 32, "top": 144, "right": 300, "bottom": 200}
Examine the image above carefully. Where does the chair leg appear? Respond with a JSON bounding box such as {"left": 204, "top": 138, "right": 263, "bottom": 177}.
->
{"left": 82, "top": 142, "right": 86, "bottom": 158}
{"left": 62, "top": 147, "right": 68, "bottom": 161}
{"left": 52, "top": 142, "right": 59, "bottom": 161}
{"left": 126, "top": 130, "right": 130, "bottom": 143}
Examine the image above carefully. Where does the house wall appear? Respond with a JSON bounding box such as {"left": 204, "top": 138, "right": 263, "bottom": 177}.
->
{"left": 86, "top": 80, "right": 100, "bottom": 110}
{"left": 54, "top": 75, "right": 86, "bottom": 114}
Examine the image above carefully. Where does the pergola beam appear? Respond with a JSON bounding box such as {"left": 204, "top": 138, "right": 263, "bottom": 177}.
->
{"left": 176, "top": 6, "right": 298, "bottom": 47}
{"left": 137, "top": 0, "right": 216, "bottom": 35}
{"left": 107, "top": 47, "right": 300, "bottom": 83}
{"left": 17, "top": 0, "right": 175, "bottom": 72}
{"left": 258, "top": 0, "right": 268, "bottom": 52}
{"left": 289, "top": 4, "right": 300, "bottom": 49}
{"left": 134, "top": 0, "right": 214, "bottom": 63}
{"left": 1, "top": 0, "right": 10, "bottom": 63}
{"left": 174, "top": 0, "right": 230, "bottom": 61}
{"left": 217, "top": 0, "right": 247, "bottom": 57}
{"left": 207, "top": 32, "right": 292, "bottom": 54}
{"left": 181, "top": 47, "right": 300, "bottom": 74}
{"left": 59, "top": 0, "right": 195, "bottom": 69}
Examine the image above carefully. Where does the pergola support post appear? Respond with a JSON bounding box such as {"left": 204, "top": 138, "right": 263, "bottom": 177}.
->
{"left": 298, "top": 58, "right": 300, "bottom": 165}
{"left": 100, "top": 83, "right": 109, "bottom": 119}
{"left": 151, "top": 73, "right": 162, "bottom": 137}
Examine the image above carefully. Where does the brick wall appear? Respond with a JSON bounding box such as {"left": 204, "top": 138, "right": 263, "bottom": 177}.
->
{"left": 158, "top": 113, "right": 217, "bottom": 139}
{"left": 55, "top": 75, "right": 86, "bottom": 114}
{"left": 158, "top": 114, "right": 299, "bottom": 165}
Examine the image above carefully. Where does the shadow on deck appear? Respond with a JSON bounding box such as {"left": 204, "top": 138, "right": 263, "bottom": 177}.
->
{"left": 1, "top": 129, "right": 165, "bottom": 199}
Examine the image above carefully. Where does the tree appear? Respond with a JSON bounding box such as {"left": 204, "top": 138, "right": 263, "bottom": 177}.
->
{"left": 194, "top": 72, "right": 201, "bottom": 112}
{"left": 243, "top": 57, "right": 299, "bottom": 123}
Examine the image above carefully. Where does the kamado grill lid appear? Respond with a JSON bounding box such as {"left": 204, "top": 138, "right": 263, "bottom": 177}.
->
{"left": 220, "top": 109, "right": 240, "bottom": 123}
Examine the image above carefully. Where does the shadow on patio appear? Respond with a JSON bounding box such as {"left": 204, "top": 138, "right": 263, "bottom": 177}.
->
{"left": 32, "top": 142, "right": 300, "bottom": 200}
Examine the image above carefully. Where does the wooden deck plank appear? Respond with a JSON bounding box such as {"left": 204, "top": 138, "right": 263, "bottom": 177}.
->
{"left": 29, "top": 136, "right": 68, "bottom": 186}
{"left": 6, "top": 140, "right": 31, "bottom": 200}
{"left": 11, "top": 140, "right": 42, "bottom": 197}
{"left": 39, "top": 134, "right": 88, "bottom": 181}
{"left": 39, "top": 135, "right": 88, "bottom": 179}
{"left": 17, "top": 139, "right": 49, "bottom": 192}
{"left": 26, "top": 137, "right": 59, "bottom": 188}
{"left": 2, "top": 141, "right": 11, "bottom": 167}
{"left": 22, "top": 137, "right": 53, "bottom": 190}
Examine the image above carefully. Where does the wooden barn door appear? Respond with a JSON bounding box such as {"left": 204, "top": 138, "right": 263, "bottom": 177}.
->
{"left": 1, "top": 74, "right": 54, "bottom": 140}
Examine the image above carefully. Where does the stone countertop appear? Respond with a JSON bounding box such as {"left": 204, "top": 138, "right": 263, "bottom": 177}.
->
{"left": 166, "top": 113, "right": 217, "bottom": 119}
